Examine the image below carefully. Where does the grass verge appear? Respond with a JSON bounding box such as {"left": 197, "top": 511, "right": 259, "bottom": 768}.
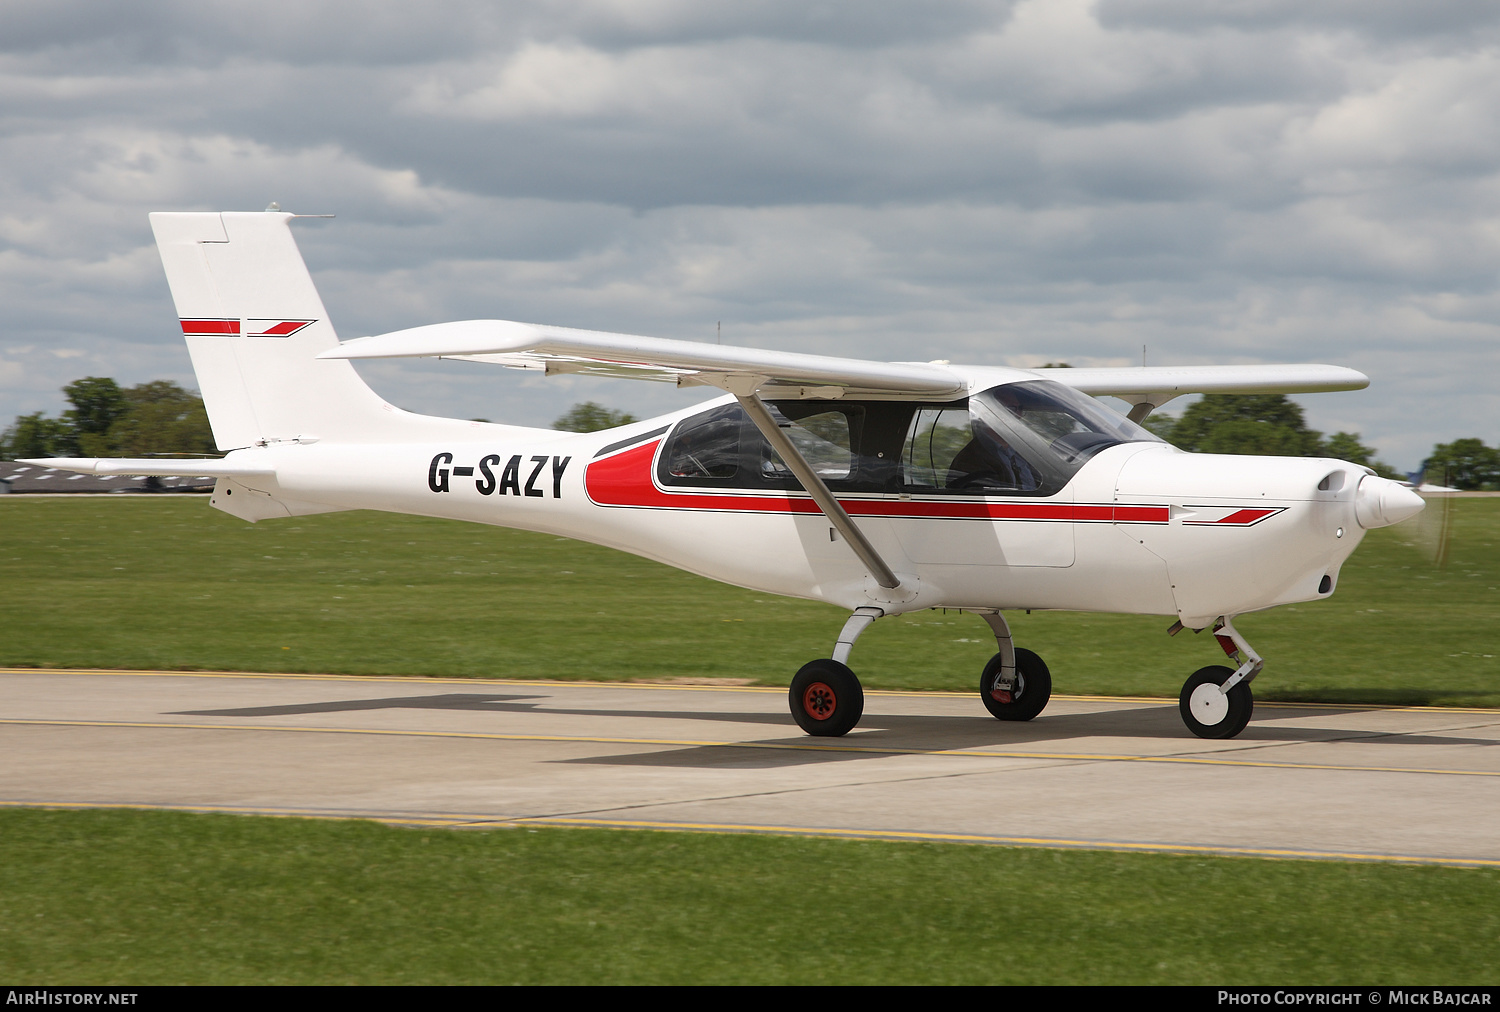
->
{"left": 1, "top": 808, "right": 1497, "bottom": 985}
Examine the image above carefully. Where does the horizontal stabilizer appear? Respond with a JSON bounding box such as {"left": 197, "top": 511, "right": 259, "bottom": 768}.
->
{"left": 20, "top": 458, "right": 275, "bottom": 478}
{"left": 321, "top": 320, "right": 967, "bottom": 399}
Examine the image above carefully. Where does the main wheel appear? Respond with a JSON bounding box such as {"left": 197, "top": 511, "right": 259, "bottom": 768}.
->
{"left": 1179, "top": 665, "right": 1253, "bottom": 739}
{"left": 789, "top": 659, "right": 864, "bottom": 737}
{"left": 980, "top": 647, "right": 1052, "bottom": 721}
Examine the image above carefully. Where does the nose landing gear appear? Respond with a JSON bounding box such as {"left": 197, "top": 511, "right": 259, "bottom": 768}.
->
{"left": 1177, "top": 617, "right": 1260, "bottom": 739}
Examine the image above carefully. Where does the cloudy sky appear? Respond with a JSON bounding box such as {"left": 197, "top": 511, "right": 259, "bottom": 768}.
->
{"left": 2, "top": 0, "right": 1497, "bottom": 468}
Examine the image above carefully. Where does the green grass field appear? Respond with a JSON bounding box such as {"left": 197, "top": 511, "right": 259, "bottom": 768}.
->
{"left": 2, "top": 495, "right": 1495, "bottom": 704}
{"left": 1, "top": 808, "right": 1496, "bottom": 985}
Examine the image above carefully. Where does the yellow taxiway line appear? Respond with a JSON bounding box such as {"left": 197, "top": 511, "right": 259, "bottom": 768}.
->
{"left": 2, "top": 798, "right": 1496, "bottom": 869}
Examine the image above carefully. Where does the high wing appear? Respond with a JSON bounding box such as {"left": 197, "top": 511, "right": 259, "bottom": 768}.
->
{"left": 319, "top": 319, "right": 967, "bottom": 399}
{"left": 321, "top": 319, "right": 1368, "bottom": 413}
{"left": 1037, "top": 364, "right": 1369, "bottom": 421}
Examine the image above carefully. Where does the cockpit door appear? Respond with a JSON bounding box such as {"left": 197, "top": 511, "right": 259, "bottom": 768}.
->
{"left": 891, "top": 405, "right": 1075, "bottom": 567}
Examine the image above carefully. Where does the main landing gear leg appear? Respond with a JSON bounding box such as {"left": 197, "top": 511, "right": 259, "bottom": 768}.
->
{"left": 1178, "top": 616, "right": 1261, "bottom": 740}
{"left": 977, "top": 612, "right": 1052, "bottom": 721}
{"left": 789, "top": 606, "right": 882, "bottom": 737}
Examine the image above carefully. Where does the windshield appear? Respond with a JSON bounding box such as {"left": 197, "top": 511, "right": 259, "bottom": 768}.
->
{"left": 906, "top": 381, "right": 1162, "bottom": 494}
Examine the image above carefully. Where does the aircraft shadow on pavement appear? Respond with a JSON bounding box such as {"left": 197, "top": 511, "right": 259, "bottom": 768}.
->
{"left": 171, "top": 692, "right": 1496, "bottom": 769}
{"left": 560, "top": 712, "right": 1498, "bottom": 768}
{"left": 557, "top": 742, "right": 881, "bottom": 770}
{"left": 174, "top": 693, "right": 549, "bottom": 716}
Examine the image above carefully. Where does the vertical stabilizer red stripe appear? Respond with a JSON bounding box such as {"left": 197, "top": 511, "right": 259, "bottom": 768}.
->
{"left": 180, "top": 319, "right": 240, "bottom": 335}
{"left": 254, "top": 321, "right": 308, "bottom": 336}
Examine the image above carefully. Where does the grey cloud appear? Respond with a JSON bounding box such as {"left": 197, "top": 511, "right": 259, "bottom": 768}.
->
{"left": 7, "top": 9, "right": 1479, "bottom": 217}
{"left": 1096, "top": 0, "right": 1500, "bottom": 44}
{"left": 942, "top": 7, "right": 1346, "bottom": 123}
{"left": 0, "top": 1, "right": 1018, "bottom": 68}
{"left": 0, "top": 1, "right": 514, "bottom": 67}
{"left": 536, "top": 0, "right": 1020, "bottom": 50}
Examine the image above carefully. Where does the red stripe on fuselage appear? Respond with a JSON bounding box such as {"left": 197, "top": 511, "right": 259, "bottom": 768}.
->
{"left": 1211, "top": 508, "right": 1279, "bottom": 525}
{"left": 584, "top": 441, "right": 1170, "bottom": 523}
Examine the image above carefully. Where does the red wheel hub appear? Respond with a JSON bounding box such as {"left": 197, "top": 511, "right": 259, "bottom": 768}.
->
{"left": 802, "top": 681, "right": 837, "bottom": 720}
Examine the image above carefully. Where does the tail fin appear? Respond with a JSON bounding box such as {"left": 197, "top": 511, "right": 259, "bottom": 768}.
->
{"left": 150, "top": 211, "right": 403, "bottom": 451}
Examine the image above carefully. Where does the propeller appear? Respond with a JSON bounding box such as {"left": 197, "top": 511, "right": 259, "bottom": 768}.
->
{"left": 1393, "top": 466, "right": 1458, "bottom": 568}
{"left": 1408, "top": 488, "right": 1455, "bottom": 567}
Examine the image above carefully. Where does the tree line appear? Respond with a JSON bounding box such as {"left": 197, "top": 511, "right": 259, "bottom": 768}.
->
{"left": 4, "top": 381, "right": 1495, "bottom": 489}
{"left": 0, "top": 377, "right": 215, "bottom": 459}
{"left": 1144, "top": 394, "right": 1499, "bottom": 490}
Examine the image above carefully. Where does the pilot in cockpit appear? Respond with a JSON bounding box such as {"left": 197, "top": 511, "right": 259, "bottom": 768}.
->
{"left": 946, "top": 415, "right": 1041, "bottom": 492}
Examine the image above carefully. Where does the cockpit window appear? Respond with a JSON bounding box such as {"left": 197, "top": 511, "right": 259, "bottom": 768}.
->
{"left": 665, "top": 404, "right": 741, "bottom": 478}
{"left": 980, "top": 381, "right": 1157, "bottom": 462}
{"left": 758, "top": 406, "right": 855, "bottom": 482}
{"left": 657, "top": 380, "right": 1160, "bottom": 496}
{"left": 903, "top": 408, "right": 969, "bottom": 488}
{"left": 903, "top": 407, "right": 1045, "bottom": 492}
{"left": 969, "top": 380, "right": 1160, "bottom": 491}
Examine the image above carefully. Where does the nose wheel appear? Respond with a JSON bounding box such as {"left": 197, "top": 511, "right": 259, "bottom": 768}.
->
{"left": 1180, "top": 665, "right": 1253, "bottom": 739}
{"left": 1176, "top": 617, "right": 1261, "bottom": 739}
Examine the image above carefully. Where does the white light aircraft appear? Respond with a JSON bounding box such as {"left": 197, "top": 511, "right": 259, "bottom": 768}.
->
{"left": 29, "top": 210, "right": 1425, "bottom": 739}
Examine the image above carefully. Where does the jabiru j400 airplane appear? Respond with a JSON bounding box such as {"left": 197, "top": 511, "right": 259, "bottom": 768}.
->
{"left": 28, "top": 210, "right": 1425, "bottom": 739}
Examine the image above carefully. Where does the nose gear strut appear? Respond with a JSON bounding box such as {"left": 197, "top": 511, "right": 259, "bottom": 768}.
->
{"left": 1178, "top": 616, "right": 1260, "bottom": 739}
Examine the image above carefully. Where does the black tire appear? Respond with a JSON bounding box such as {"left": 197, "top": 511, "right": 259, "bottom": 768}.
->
{"left": 980, "top": 647, "right": 1052, "bottom": 721}
{"left": 789, "top": 659, "right": 865, "bottom": 737}
{"left": 1179, "top": 665, "right": 1253, "bottom": 739}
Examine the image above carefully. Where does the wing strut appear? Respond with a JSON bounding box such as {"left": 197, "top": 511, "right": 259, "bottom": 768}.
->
{"left": 735, "top": 394, "right": 902, "bottom": 591}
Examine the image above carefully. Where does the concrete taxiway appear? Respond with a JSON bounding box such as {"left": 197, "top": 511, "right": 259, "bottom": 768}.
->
{"left": 2, "top": 667, "right": 1497, "bottom": 866}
